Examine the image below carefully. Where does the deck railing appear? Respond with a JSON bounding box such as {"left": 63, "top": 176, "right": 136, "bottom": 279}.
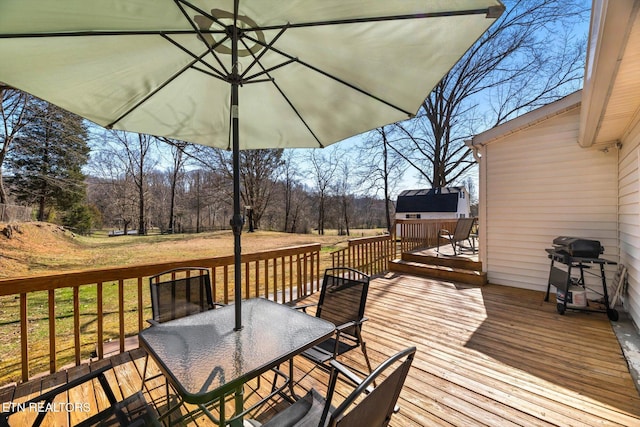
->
{"left": 330, "top": 234, "right": 396, "bottom": 276}
{"left": 395, "top": 218, "right": 459, "bottom": 253}
{"left": 0, "top": 244, "right": 321, "bottom": 384}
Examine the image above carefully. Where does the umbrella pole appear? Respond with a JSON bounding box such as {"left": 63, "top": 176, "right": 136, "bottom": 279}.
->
{"left": 231, "top": 4, "right": 243, "bottom": 332}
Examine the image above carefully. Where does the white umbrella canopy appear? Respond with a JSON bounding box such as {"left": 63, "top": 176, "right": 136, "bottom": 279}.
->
{"left": 0, "top": 0, "right": 503, "bottom": 149}
{"left": 0, "top": 0, "right": 504, "bottom": 329}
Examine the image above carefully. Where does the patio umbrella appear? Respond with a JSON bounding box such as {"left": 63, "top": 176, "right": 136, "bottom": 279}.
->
{"left": 0, "top": 0, "right": 504, "bottom": 331}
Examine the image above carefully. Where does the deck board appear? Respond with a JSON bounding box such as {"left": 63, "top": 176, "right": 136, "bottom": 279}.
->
{"left": 1, "top": 272, "right": 639, "bottom": 426}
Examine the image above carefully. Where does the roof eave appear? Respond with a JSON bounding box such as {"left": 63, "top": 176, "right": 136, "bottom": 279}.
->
{"left": 578, "top": 0, "right": 638, "bottom": 148}
{"left": 469, "top": 91, "right": 582, "bottom": 147}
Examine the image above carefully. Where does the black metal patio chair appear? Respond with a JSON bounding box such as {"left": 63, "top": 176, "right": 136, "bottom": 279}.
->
{"left": 294, "top": 267, "right": 373, "bottom": 376}
{"left": 247, "top": 347, "right": 416, "bottom": 427}
{"left": 148, "top": 267, "right": 224, "bottom": 325}
{"left": 437, "top": 217, "right": 476, "bottom": 255}
{"left": 0, "top": 365, "right": 160, "bottom": 427}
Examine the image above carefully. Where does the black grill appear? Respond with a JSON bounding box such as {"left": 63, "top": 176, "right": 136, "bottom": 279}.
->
{"left": 552, "top": 236, "right": 603, "bottom": 259}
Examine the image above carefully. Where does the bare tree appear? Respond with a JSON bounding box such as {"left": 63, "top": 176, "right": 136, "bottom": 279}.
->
{"left": 205, "top": 148, "right": 283, "bottom": 230}
{"left": 88, "top": 148, "right": 138, "bottom": 234}
{"left": 333, "top": 155, "right": 356, "bottom": 236}
{"left": 280, "top": 150, "right": 304, "bottom": 233}
{"left": 389, "top": 0, "right": 589, "bottom": 188}
{"left": 0, "top": 86, "right": 32, "bottom": 204}
{"left": 359, "top": 125, "right": 407, "bottom": 231}
{"left": 158, "top": 138, "right": 190, "bottom": 233}
{"left": 105, "top": 131, "right": 156, "bottom": 235}
{"left": 308, "top": 148, "right": 340, "bottom": 235}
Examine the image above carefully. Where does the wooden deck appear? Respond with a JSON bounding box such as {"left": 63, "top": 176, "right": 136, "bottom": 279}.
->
{"left": 2, "top": 272, "right": 639, "bottom": 426}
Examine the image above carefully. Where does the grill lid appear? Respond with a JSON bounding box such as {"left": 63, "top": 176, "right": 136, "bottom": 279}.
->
{"left": 552, "top": 236, "right": 603, "bottom": 258}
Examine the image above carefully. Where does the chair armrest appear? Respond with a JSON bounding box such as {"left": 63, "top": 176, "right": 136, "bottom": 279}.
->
{"left": 329, "top": 359, "right": 376, "bottom": 395}
{"left": 290, "top": 302, "right": 318, "bottom": 313}
{"left": 335, "top": 316, "right": 367, "bottom": 332}
{"left": 329, "top": 359, "right": 364, "bottom": 387}
{"left": 439, "top": 229, "right": 452, "bottom": 236}
{"left": 146, "top": 319, "right": 160, "bottom": 326}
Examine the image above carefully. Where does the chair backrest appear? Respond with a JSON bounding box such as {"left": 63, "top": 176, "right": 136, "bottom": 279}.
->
{"left": 452, "top": 218, "right": 475, "bottom": 242}
{"left": 149, "top": 267, "right": 214, "bottom": 323}
{"left": 328, "top": 347, "right": 416, "bottom": 427}
{"left": 316, "top": 267, "right": 369, "bottom": 338}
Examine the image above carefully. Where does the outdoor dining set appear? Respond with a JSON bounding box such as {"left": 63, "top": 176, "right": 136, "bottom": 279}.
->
{"left": 0, "top": 266, "right": 415, "bottom": 427}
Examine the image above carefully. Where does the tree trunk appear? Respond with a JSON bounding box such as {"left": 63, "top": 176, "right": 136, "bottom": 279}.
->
{"left": 342, "top": 196, "right": 350, "bottom": 236}
{"left": 382, "top": 135, "right": 392, "bottom": 231}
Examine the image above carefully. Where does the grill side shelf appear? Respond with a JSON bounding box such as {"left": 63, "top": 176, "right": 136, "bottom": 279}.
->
{"left": 549, "top": 266, "right": 569, "bottom": 293}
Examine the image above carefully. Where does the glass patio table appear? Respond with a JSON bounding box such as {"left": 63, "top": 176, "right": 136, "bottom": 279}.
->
{"left": 138, "top": 297, "right": 335, "bottom": 426}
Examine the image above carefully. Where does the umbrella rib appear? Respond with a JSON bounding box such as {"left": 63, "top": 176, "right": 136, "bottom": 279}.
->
{"left": 237, "top": 46, "right": 324, "bottom": 147}
{"left": 243, "top": 33, "right": 414, "bottom": 118}
{"left": 161, "top": 34, "right": 228, "bottom": 81}
{"left": 258, "top": 68, "right": 324, "bottom": 148}
{"left": 0, "top": 30, "right": 224, "bottom": 39}
{"left": 105, "top": 52, "right": 214, "bottom": 129}
{"left": 242, "top": 59, "right": 296, "bottom": 83}
{"left": 173, "top": 0, "right": 231, "bottom": 77}
{"left": 246, "top": 8, "right": 496, "bottom": 31}
{"left": 239, "top": 25, "right": 289, "bottom": 80}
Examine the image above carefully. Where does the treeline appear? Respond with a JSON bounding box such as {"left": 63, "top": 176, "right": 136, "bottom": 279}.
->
{"left": 0, "top": 91, "right": 392, "bottom": 235}
{"left": 86, "top": 156, "right": 391, "bottom": 236}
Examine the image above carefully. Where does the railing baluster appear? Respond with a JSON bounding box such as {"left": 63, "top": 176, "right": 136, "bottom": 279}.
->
{"left": 245, "top": 262, "right": 250, "bottom": 298}
{"left": 289, "top": 255, "right": 294, "bottom": 302}
{"left": 296, "top": 254, "right": 307, "bottom": 296}
{"left": 255, "top": 261, "right": 260, "bottom": 299}
{"left": 264, "top": 259, "right": 269, "bottom": 301}
{"left": 137, "top": 277, "right": 143, "bottom": 331}
{"left": 280, "top": 257, "right": 285, "bottom": 304}
{"left": 223, "top": 266, "right": 229, "bottom": 304}
{"left": 273, "top": 258, "right": 278, "bottom": 303}
{"left": 97, "top": 282, "right": 104, "bottom": 359}
{"left": 74, "top": 286, "right": 81, "bottom": 365}
{"left": 118, "top": 280, "right": 125, "bottom": 354}
{"left": 20, "top": 293, "right": 28, "bottom": 382}
{"left": 212, "top": 266, "right": 218, "bottom": 303}
{"left": 48, "top": 289, "right": 56, "bottom": 374}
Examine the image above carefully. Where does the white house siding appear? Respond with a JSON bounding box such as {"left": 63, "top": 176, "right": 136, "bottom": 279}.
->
{"left": 618, "top": 119, "right": 640, "bottom": 326}
{"left": 482, "top": 106, "right": 619, "bottom": 293}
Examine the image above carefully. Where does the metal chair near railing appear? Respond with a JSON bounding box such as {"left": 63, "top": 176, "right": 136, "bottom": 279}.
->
{"left": 294, "top": 267, "right": 374, "bottom": 376}
{"left": 437, "top": 217, "right": 477, "bottom": 256}
{"left": 148, "top": 267, "right": 224, "bottom": 324}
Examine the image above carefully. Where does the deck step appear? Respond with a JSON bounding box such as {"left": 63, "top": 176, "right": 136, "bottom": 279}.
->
{"left": 389, "top": 259, "right": 487, "bottom": 286}
{"left": 402, "top": 252, "right": 482, "bottom": 272}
